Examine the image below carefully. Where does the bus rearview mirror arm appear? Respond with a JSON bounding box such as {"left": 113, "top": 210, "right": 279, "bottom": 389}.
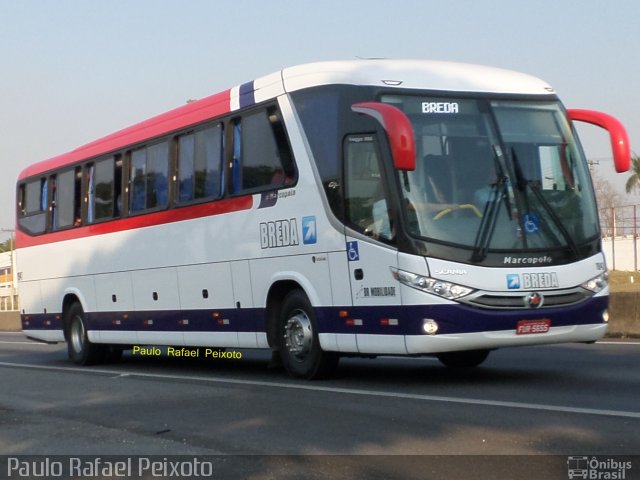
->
{"left": 568, "top": 109, "right": 631, "bottom": 173}
{"left": 351, "top": 102, "right": 416, "bottom": 171}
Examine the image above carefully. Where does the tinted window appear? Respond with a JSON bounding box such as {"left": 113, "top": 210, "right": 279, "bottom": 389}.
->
{"left": 88, "top": 158, "right": 116, "bottom": 222}
{"left": 130, "top": 142, "right": 169, "bottom": 212}
{"left": 242, "top": 111, "right": 281, "bottom": 189}
{"left": 25, "top": 180, "right": 43, "bottom": 215}
{"left": 232, "top": 108, "right": 294, "bottom": 193}
{"left": 54, "top": 170, "right": 76, "bottom": 229}
{"left": 178, "top": 124, "right": 223, "bottom": 203}
{"left": 18, "top": 178, "right": 47, "bottom": 234}
{"left": 344, "top": 135, "right": 393, "bottom": 242}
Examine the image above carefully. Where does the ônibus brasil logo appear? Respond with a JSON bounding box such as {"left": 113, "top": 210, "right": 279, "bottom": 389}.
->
{"left": 567, "top": 456, "right": 632, "bottom": 479}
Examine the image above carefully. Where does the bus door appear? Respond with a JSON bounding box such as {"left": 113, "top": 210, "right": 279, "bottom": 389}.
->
{"left": 342, "top": 134, "right": 403, "bottom": 353}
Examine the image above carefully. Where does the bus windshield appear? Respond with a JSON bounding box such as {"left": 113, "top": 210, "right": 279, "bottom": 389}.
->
{"left": 382, "top": 95, "right": 599, "bottom": 256}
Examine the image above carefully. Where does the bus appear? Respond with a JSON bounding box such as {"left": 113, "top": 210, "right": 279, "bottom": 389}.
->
{"left": 16, "top": 60, "right": 631, "bottom": 379}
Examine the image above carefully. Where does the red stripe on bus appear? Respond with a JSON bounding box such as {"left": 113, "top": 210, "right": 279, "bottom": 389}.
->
{"left": 16, "top": 195, "right": 253, "bottom": 248}
{"left": 18, "top": 89, "right": 232, "bottom": 180}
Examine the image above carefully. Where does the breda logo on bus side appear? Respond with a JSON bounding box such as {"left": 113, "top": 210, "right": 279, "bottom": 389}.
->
{"left": 259, "top": 216, "right": 317, "bottom": 249}
{"left": 260, "top": 218, "right": 299, "bottom": 249}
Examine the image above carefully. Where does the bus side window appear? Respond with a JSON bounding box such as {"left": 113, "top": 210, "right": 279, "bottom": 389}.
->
{"left": 114, "top": 157, "right": 123, "bottom": 216}
{"left": 129, "top": 142, "right": 169, "bottom": 212}
{"left": 54, "top": 170, "right": 76, "bottom": 229}
{"left": 267, "top": 106, "right": 296, "bottom": 186}
{"left": 17, "top": 184, "right": 26, "bottom": 217}
{"left": 88, "top": 157, "right": 116, "bottom": 222}
{"left": 130, "top": 148, "right": 146, "bottom": 212}
{"left": 231, "top": 120, "right": 242, "bottom": 194}
{"left": 231, "top": 108, "right": 294, "bottom": 194}
{"left": 178, "top": 133, "right": 196, "bottom": 202}
{"left": 17, "top": 179, "right": 47, "bottom": 235}
{"left": 148, "top": 142, "right": 169, "bottom": 208}
{"left": 344, "top": 134, "right": 393, "bottom": 242}
{"left": 49, "top": 174, "right": 57, "bottom": 229}
{"left": 177, "top": 123, "right": 223, "bottom": 203}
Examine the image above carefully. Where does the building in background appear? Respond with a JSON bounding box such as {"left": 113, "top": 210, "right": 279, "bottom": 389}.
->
{"left": 0, "top": 250, "right": 18, "bottom": 310}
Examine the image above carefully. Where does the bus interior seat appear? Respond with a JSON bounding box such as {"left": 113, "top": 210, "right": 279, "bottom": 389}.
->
{"left": 448, "top": 137, "right": 494, "bottom": 204}
{"left": 424, "top": 154, "right": 453, "bottom": 203}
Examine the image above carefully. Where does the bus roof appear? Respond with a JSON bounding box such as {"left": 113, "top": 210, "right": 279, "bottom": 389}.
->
{"left": 18, "top": 59, "right": 554, "bottom": 180}
{"left": 281, "top": 59, "right": 554, "bottom": 96}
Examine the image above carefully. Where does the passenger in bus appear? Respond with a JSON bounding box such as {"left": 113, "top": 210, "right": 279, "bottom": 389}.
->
{"left": 131, "top": 169, "right": 146, "bottom": 211}
{"left": 370, "top": 183, "right": 393, "bottom": 240}
{"left": 474, "top": 170, "right": 499, "bottom": 208}
{"left": 270, "top": 166, "right": 295, "bottom": 186}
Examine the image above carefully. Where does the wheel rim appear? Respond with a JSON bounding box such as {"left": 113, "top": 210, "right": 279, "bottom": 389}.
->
{"left": 70, "top": 316, "right": 85, "bottom": 354}
{"left": 283, "top": 309, "right": 313, "bottom": 361}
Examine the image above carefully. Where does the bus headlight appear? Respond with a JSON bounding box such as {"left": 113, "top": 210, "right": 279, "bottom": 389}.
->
{"left": 581, "top": 272, "right": 608, "bottom": 293}
{"left": 391, "top": 268, "right": 473, "bottom": 299}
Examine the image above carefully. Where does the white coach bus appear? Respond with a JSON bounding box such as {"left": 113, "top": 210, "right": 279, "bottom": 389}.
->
{"left": 16, "top": 60, "right": 630, "bottom": 378}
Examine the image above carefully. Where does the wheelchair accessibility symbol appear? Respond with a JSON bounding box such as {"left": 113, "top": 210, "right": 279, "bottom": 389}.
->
{"left": 347, "top": 241, "right": 360, "bottom": 261}
{"left": 523, "top": 213, "right": 540, "bottom": 234}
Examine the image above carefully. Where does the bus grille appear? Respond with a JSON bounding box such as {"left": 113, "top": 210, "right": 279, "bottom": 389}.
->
{"left": 463, "top": 290, "right": 590, "bottom": 309}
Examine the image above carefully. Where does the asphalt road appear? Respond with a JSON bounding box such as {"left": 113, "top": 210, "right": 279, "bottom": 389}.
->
{"left": 1, "top": 332, "right": 639, "bottom": 479}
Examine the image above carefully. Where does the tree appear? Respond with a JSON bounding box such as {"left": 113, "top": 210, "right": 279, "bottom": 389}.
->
{"left": 0, "top": 239, "right": 11, "bottom": 253}
{"left": 593, "top": 171, "right": 622, "bottom": 236}
{"left": 624, "top": 153, "right": 640, "bottom": 194}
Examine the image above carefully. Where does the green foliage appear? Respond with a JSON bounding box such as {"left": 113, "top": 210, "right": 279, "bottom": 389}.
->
{"left": 624, "top": 153, "right": 640, "bottom": 194}
{"left": 0, "top": 239, "right": 11, "bottom": 252}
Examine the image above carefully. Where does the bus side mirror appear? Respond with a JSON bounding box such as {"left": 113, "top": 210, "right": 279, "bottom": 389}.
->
{"left": 568, "top": 109, "right": 631, "bottom": 173}
{"left": 351, "top": 102, "right": 416, "bottom": 171}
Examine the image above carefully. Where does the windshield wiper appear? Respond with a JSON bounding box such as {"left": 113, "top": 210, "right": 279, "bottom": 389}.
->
{"left": 470, "top": 147, "right": 513, "bottom": 262}
{"left": 510, "top": 149, "right": 580, "bottom": 259}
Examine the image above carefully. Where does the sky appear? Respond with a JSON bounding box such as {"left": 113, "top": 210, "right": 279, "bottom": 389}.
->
{"left": 1, "top": 0, "right": 639, "bottom": 242}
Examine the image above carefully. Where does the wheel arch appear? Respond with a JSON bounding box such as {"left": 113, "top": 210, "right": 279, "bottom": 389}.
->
{"left": 266, "top": 278, "right": 313, "bottom": 350}
{"left": 61, "top": 288, "right": 87, "bottom": 342}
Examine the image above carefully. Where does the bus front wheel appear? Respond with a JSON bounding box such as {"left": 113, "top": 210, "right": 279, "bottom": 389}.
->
{"left": 278, "top": 290, "right": 338, "bottom": 379}
{"left": 436, "top": 349, "right": 490, "bottom": 368}
{"left": 66, "top": 303, "right": 105, "bottom": 365}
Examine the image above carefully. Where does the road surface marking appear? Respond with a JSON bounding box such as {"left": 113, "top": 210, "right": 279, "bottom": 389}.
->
{"left": 0, "top": 341, "right": 50, "bottom": 346}
{"left": 0, "top": 360, "right": 638, "bottom": 420}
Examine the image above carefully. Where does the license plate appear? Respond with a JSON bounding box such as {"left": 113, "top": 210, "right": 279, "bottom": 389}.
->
{"left": 516, "top": 319, "right": 551, "bottom": 335}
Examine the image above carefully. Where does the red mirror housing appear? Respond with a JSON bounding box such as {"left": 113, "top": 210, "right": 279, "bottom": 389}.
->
{"left": 351, "top": 102, "right": 416, "bottom": 171}
{"left": 568, "top": 109, "right": 631, "bottom": 173}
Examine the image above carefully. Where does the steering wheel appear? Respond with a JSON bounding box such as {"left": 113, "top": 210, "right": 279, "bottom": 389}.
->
{"left": 433, "top": 204, "right": 482, "bottom": 221}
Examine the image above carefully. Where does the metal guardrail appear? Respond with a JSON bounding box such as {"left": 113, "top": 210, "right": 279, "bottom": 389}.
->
{"left": 600, "top": 204, "right": 640, "bottom": 271}
{"left": 603, "top": 236, "right": 640, "bottom": 271}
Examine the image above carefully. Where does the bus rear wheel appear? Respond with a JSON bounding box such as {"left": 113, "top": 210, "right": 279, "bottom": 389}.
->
{"left": 66, "top": 303, "right": 105, "bottom": 365}
{"left": 437, "top": 349, "right": 490, "bottom": 368}
{"left": 278, "top": 290, "right": 338, "bottom": 379}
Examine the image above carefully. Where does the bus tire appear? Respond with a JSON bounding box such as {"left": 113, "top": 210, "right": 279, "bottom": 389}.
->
{"left": 278, "top": 290, "right": 338, "bottom": 379}
{"left": 66, "top": 303, "right": 105, "bottom": 365}
{"left": 437, "top": 349, "right": 490, "bottom": 368}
